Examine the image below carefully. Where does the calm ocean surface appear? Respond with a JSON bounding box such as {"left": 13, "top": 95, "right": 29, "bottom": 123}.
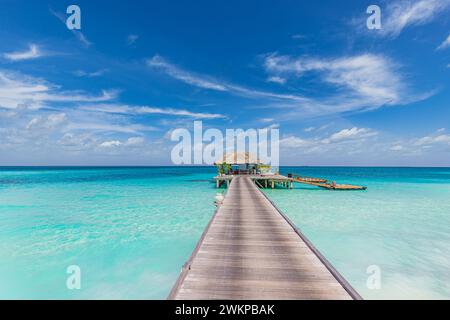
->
{"left": 0, "top": 167, "right": 449, "bottom": 299}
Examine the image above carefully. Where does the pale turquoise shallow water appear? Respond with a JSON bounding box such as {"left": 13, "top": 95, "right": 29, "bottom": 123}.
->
{"left": 0, "top": 167, "right": 449, "bottom": 299}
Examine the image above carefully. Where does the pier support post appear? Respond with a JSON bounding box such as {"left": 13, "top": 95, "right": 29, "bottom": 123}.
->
{"left": 216, "top": 180, "right": 219, "bottom": 188}
{"left": 226, "top": 180, "right": 230, "bottom": 188}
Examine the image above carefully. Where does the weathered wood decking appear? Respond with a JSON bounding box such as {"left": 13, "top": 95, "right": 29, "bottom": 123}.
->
{"left": 169, "top": 176, "right": 361, "bottom": 300}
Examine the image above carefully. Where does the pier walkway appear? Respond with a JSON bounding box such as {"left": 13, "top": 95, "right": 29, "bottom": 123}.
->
{"left": 169, "top": 176, "right": 361, "bottom": 300}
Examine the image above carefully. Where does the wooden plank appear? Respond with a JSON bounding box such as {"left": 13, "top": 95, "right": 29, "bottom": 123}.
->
{"left": 169, "top": 176, "right": 361, "bottom": 300}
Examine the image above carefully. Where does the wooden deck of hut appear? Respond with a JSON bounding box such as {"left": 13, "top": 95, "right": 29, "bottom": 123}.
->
{"left": 215, "top": 174, "right": 294, "bottom": 189}
{"left": 169, "top": 176, "right": 361, "bottom": 300}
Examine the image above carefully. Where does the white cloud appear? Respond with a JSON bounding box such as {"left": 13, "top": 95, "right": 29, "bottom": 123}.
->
{"left": 415, "top": 130, "right": 450, "bottom": 146}
{"left": 265, "top": 54, "right": 401, "bottom": 103}
{"left": 26, "top": 113, "right": 67, "bottom": 130}
{"left": 125, "top": 136, "right": 145, "bottom": 146}
{"left": 73, "top": 69, "right": 108, "bottom": 78}
{"left": 280, "top": 127, "right": 378, "bottom": 150}
{"left": 136, "top": 106, "right": 226, "bottom": 119}
{"left": 80, "top": 103, "right": 226, "bottom": 120}
{"left": 147, "top": 55, "right": 227, "bottom": 91}
{"left": 263, "top": 53, "right": 432, "bottom": 116}
{"left": 381, "top": 0, "right": 450, "bottom": 38}
{"left": 147, "top": 55, "right": 309, "bottom": 102}
{"left": 267, "top": 76, "right": 286, "bottom": 84}
{"left": 148, "top": 53, "right": 432, "bottom": 119}
{"left": 323, "top": 127, "right": 378, "bottom": 144}
{"left": 437, "top": 34, "right": 450, "bottom": 50}
{"left": 390, "top": 145, "right": 404, "bottom": 151}
{"left": 66, "top": 122, "right": 157, "bottom": 134}
{"left": 99, "top": 140, "right": 122, "bottom": 148}
{"left": 280, "top": 136, "right": 314, "bottom": 148}
{"left": 4, "top": 44, "right": 42, "bottom": 61}
{"left": 0, "top": 70, "right": 116, "bottom": 109}
{"left": 99, "top": 137, "right": 146, "bottom": 148}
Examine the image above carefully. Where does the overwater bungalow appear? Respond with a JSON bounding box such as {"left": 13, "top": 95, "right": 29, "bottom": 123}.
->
{"left": 214, "top": 152, "right": 293, "bottom": 189}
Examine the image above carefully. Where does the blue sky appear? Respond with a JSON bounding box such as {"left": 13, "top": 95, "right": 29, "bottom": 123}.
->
{"left": 0, "top": 0, "right": 449, "bottom": 166}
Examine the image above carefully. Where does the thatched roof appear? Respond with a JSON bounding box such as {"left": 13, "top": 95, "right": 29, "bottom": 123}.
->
{"left": 215, "top": 152, "right": 261, "bottom": 165}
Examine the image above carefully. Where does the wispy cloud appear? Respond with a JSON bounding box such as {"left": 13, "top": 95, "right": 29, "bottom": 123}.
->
{"left": 148, "top": 53, "right": 432, "bottom": 119}
{"left": 322, "top": 127, "right": 378, "bottom": 144}
{"left": 3, "top": 44, "right": 42, "bottom": 61}
{"left": 381, "top": 0, "right": 450, "bottom": 38}
{"left": 292, "top": 34, "right": 307, "bottom": 40}
{"left": 73, "top": 69, "right": 108, "bottom": 78}
{"left": 66, "top": 122, "right": 158, "bottom": 134}
{"left": 281, "top": 127, "right": 378, "bottom": 149}
{"left": 386, "top": 128, "right": 450, "bottom": 157}
{"left": 414, "top": 128, "right": 450, "bottom": 146}
{"left": 146, "top": 55, "right": 309, "bottom": 102}
{"left": 80, "top": 103, "right": 227, "bottom": 119}
{"left": 0, "top": 70, "right": 117, "bottom": 110}
{"left": 437, "top": 34, "right": 450, "bottom": 50}
{"left": 147, "top": 55, "right": 228, "bottom": 91}
{"left": 263, "top": 53, "right": 433, "bottom": 116}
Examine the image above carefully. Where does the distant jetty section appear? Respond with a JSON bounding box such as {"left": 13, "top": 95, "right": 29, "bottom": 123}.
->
{"left": 213, "top": 152, "right": 367, "bottom": 191}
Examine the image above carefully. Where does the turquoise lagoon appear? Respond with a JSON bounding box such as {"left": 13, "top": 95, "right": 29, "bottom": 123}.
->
{"left": 0, "top": 167, "right": 449, "bottom": 299}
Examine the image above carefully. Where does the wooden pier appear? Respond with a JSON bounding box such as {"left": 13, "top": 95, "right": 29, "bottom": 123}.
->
{"left": 169, "top": 176, "right": 361, "bottom": 300}
{"left": 292, "top": 176, "right": 367, "bottom": 190}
